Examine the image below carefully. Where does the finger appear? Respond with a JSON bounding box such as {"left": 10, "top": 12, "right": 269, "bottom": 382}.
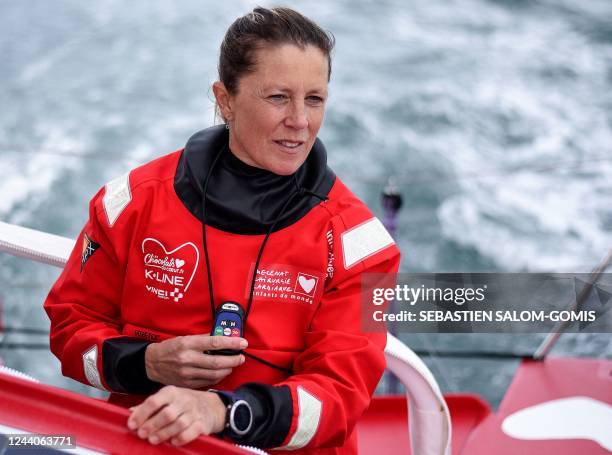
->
{"left": 189, "top": 353, "right": 245, "bottom": 370}
{"left": 188, "top": 334, "right": 248, "bottom": 352}
{"left": 128, "top": 386, "right": 176, "bottom": 431}
{"left": 171, "top": 421, "right": 206, "bottom": 447}
{"left": 139, "top": 403, "right": 182, "bottom": 439}
{"left": 182, "top": 371, "right": 233, "bottom": 389}
{"left": 180, "top": 366, "right": 234, "bottom": 381}
{"left": 170, "top": 368, "right": 233, "bottom": 389}
{"left": 196, "top": 367, "right": 233, "bottom": 382}
{"left": 148, "top": 413, "right": 192, "bottom": 445}
{"left": 180, "top": 350, "right": 245, "bottom": 368}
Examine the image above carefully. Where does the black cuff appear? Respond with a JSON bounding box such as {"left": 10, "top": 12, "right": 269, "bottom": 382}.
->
{"left": 229, "top": 383, "right": 292, "bottom": 448}
{"left": 102, "top": 337, "right": 163, "bottom": 394}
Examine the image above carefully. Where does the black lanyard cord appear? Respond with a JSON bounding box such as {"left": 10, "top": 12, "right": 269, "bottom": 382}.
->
{"left": 186, "top": 151, "right": 328, "bottom": 374}
{"left": 198, "top": 149, "right": 225, "bottom": 317}
{"left": 243, "top": 351, "right": 293, "bottom": 375}
{"left": 244, "top": 176, "right": 328, "bottom": 321}
{"left": 245, "top": 188, "right": 300, "bottom": 321}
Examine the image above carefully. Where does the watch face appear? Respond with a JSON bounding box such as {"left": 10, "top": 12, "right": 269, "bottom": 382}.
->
{"left": 231, "top": 400, "right": 252, "bottom": 435}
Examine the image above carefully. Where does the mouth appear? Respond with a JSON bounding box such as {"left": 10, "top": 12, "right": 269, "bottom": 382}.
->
{"left": 274, "top": 140, "right": 305, "bottom": 153}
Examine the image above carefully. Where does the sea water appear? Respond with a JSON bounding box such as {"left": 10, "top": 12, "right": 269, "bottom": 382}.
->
{"left": 1, "top": 0, "right": 611, "bottom": 406}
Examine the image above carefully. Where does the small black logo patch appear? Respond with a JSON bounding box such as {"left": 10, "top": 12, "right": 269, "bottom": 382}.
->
{"left": 81, "top": 232, "right": 100, "bottom": 272}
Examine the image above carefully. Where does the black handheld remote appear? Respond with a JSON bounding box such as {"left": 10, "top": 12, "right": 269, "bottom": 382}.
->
{"left": 208, "top": 301, "right": 245, "bottom": 356}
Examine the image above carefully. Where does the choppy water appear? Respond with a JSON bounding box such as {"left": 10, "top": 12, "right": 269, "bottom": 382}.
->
{"left": 1, "top": 0, "right": 611, "bottom": 406}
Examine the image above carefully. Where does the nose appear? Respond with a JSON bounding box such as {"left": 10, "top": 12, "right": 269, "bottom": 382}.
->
{"left": 284, "top": 100, "right": 308, "bottom": 130}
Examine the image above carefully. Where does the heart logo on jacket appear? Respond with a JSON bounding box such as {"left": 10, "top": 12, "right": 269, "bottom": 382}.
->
{"left": 141, "top": 238, "right": 200, "bottom": 301}
{"left": 298, "top": 276, "right": 316, "bottom": 294}
{"left": 296, "top": 273, "right": 318, "bottom": 297}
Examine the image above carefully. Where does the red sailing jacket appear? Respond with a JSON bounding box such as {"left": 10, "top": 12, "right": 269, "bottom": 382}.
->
{"left": 45, "top": 126, "right": 400, "bottom": 454}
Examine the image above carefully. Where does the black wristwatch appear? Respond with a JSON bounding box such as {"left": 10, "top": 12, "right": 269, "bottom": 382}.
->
{"left": 211, "top": 390, "right": 253, "bottom": 438}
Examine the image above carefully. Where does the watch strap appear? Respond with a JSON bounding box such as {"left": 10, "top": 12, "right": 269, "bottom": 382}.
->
{"left": 210, "top": 390, "right": 253, "bottom": 439}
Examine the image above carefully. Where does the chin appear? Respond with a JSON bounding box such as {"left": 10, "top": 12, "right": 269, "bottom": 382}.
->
{"left": 266, "top": 156, "right": 308, "bottom": 176}
{"left": 270, "top": 165, "right": 300, "bottom": 176}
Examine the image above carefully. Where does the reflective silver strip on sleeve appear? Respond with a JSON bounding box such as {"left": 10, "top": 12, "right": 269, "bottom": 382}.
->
{"left": 83, "top": 345, "right": 107, "bottom": 391}
{"left": 278, "top": 386, "right": 322, "bottom": 450}
{"left": 341, "top": 217, "right": 394, "bottom": 269}
{"left": 103, "top": 172, "right": 132, "bottom": 227}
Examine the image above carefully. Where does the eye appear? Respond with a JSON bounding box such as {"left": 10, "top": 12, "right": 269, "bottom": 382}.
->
{"left": 306, "top": 96, "right": 325, "bottom": 106}
{"left": 268, "top": 94, "right": 288, "bottom": 102}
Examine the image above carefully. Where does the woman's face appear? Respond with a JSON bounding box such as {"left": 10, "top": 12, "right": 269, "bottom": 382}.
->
{"left": 215, "top": 44, "right": 329, "bottom": 176}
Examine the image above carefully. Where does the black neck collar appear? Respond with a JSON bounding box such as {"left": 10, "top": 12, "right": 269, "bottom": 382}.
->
{"left": 174, "top": 125, "right": 335, "bottom": 235}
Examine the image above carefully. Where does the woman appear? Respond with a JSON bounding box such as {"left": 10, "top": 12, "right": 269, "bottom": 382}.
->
{"left": 44, "top": 7, "right": 400, "bottom": 454}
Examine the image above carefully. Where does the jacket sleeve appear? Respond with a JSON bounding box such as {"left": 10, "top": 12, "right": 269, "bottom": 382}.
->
{"left": 44, "top": 179, "right": 161, "bottom": 394}
{"left": 232, "top": 208, "right": 400, "bottom": 450}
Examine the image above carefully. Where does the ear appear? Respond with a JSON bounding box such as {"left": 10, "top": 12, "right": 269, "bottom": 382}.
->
{"left": 212, "top": 81, "right": 233, "bottom": 122}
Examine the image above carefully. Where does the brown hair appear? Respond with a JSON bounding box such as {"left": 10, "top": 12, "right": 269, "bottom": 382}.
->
{"left": 218, "top": 6, "right": 335, "bottom": 95}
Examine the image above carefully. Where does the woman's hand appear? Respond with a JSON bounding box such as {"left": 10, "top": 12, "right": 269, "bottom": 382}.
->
{"left": 145, "top": 335, "right": 247, "bottom": 388}
{"left": 127, "top": 386, "right": 226, "bottom": 446}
